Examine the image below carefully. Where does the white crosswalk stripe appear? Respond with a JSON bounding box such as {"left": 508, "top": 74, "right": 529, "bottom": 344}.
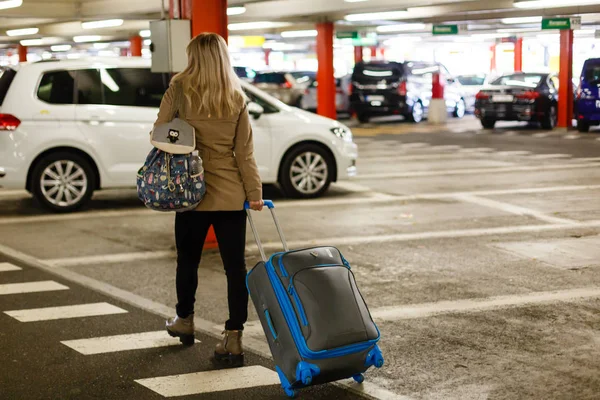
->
{"left": 0, "top": 262, "right": 21, "bottom": 272}
{"left": 529, "top": 154, "right": 572, "bottom": 159}
{"left": 135, "top": 366, "right": 280, "bottom": 397}
{"left": 0, "top": 281, "right": 69, "bottom": 295}
{"left": 5, "top": 302, "right": 128, "bottom": 322}
{"left": 61, "top": 331, "right": 199, "bottom": 355}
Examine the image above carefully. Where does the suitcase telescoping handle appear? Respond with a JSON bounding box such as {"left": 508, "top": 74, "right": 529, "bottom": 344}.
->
{"left": 244, "top": 200, "right": 289, "bottom": 262}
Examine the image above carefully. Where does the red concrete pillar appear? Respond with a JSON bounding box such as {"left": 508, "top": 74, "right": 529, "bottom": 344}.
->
{"left": 432, "top": 72, "right": 444, "bottom": 99}
{"left": 18, "top": 45, "right": 27, "bottom": 63}
{"left": 514, "top": 38, "right": 523, "bottom": 72}
{"left": 379, "top": 47, "right": 385, "bottom": 60}
{"left": 354, "top": 46, "right": 363, "bottom": 64}
{"left": 316, "top": 22, "right": 336, "bottom": 120}
{"left": 264, "top": 48, "right": 271, "bottom": 66}
{"left": 171, "top": 0, "right": 227, "bottom": 42}
{"left": 130, "top": 35, "right": 143, "bottom": 57}
{"left": 557, "top": 29, "right": 574, "bottom": 129}
{"left": 490, "top": 44, "right": 496, "bottom": 73}
{"left": 370, "top": 46, "right": 377, "bottom": 59}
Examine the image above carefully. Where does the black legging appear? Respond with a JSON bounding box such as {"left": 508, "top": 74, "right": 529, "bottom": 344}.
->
{"left": 174, "top": 210, "right": 248, "bottom": 331}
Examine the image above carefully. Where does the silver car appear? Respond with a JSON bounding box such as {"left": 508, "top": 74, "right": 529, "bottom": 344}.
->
{"left": 252, "top": 71, "right": 314, "bottom": 107}
{"left": 301, "top": 75, "right": 352, "bottom": 114}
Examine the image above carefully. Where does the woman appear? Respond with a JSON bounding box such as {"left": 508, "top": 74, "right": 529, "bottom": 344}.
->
{"left": 153, "top": 33, "right": 263, "bottom": 367}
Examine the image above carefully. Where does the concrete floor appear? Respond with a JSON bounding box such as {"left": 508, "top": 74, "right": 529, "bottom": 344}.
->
{"left": 1, "top": 116, "right": 599, "bottom": 399}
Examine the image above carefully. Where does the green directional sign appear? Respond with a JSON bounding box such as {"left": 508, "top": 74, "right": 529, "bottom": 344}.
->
{"left": 432, "top": 25, "right": 459, "bottom": 35}
{"left": 336, "top": 31, "right": 359, "bottom": 39}
{"left": 542, "top": 17, "right": 581, "bottom": 30}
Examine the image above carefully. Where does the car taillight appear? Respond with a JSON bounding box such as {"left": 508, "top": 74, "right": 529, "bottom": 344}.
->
{"left": 576, "top": 84, "right": 582, "bottom": 100}
{"left": 397, "top": 81, "right": 407, "bottom": 96}
{"left": 475, "top": 91, "right": 490, "bottom": 100}
{"left": 281, "top": 81, "right": 292, "bottom": 89}
{"left": 0, "top": 114, "right": 20, "bottom": 131}
{"left": 516, "top": 91, "right": 540, "bottom": 100}
{"left": 348, "top": 83, "right": 353, "bottom": 95}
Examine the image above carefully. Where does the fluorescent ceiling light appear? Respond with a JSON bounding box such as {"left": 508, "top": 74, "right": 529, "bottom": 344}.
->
{"left": 0, "top": 0, "right": 22, "bottom": 10}
{"left": 574, "top": 29, "right": 595, "bottom": 36}
{"left": 81, "top": 19, "right": 123, "bottom": 30}
{"left": 376, "top": 23, "right": 426, "bottom": 33}
{"left": 6, "top": 27, "right": 39, "bottom": 36}
{"left": 281, "top": 30, "right": 317, "bottom": 38}
{"left": 501, "top": 16, "right": 542, "bottom": 24}
{"left": 227, "top": 6, "right": 246, "bottom": 16}
{"left": 143, "top": 39, "right": 151, "bottom": 46}
{"left": 344, "top": 0, "right": 369, "bottom": 2}
{"left": 514, "top": 0, "right": 598, "bottom": 8}
{"left": 228, "top": 21, "right": 290, "bottom": 31}
{"left": 74, "top": 35, "right": 102, "bottom": 43}
{"left": 139, "top": 30, "right": 150, "bottom": 38}
{"left": 497, "top": 27, "right": 541, "bottom": 33}
{"left": 471, "top": 33, "right": 510, "bottom": 39}
{"left": 345, "top": 10, "right": 408, "bottom": 22}
{"left": 93, "top": 42, "right": 110, "bottom": 49}
{"left": 51, "top": 44, "right": 71, "bottom": 52}
{"left": 20, "top": 39, "right": 43, "bottom": 46}
{"left": 537, "top": 33, "right": 560, "bottom": 39}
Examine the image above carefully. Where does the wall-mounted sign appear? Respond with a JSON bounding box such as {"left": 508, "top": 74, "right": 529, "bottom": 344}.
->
{"left": 541, "top": 17, "right": 581, "bottom": 30}
{"left": 336, "top": 31, "right": 359, "bottom": 39}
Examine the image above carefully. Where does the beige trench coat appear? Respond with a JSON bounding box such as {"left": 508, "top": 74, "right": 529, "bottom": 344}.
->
{"left": 153, "top": 83, "right": 262, "bottom": 211}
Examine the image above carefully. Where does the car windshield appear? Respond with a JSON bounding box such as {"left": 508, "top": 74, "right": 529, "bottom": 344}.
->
{"left": 491, "top": 74, "right": 543, "bottom": 88}
{"left": 242, "top": 82, "right": 289, "bottom": 113}
{"left": 583, "top": 60, "right": 600, "bottom": 84}
{"left": 290, "top": 71, "right": 315, "bottom": 85}
{"left": 253, "top": 73, "right": 287, "bottom": 84}
{"left": 457, "top": 75, "right": 486, "bottom": 86}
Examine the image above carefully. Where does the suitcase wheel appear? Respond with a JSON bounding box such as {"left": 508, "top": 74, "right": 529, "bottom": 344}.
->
{"left": 365, "top": 344, "right": 385, "bottom": 369}
{"left": 284, "top": 387, "right": 298, "bottom": 398}
{"left": 352, "top": 373, "right": 365, "bottom": 384}
{"left": 276, "top": 366, "right": 297, "bottom": 398}
{"left": 296, "top": 361, "right": 320, "bottom": 386}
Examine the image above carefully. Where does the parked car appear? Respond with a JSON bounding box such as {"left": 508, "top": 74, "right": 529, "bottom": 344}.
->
{"left": 252, "top": 71, "right": 314, "bottom": 107}
{"left": 0, "top": 59, "right": 357, "bottom": 212}
{"left": 575, "top": 58, "right": 600, "bottom": 133}
{"left": 349, "top": 61, "right": 467, "bottom": 124}
{"left": 474, "top": 72, "right": 558, "bottom": 130}
{"left": 233, "top": 66, "right": 256, "bottom": 82}
{"left": 301, "top": 75, "right": 352, "bottom": 114}
{"left": 456, "top": 74, "right": 488, "bottom": 112}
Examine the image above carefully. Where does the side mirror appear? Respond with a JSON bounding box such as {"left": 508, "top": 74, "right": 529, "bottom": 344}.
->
{"left": 248, "top": 102, "right": 264, "bottom": 120}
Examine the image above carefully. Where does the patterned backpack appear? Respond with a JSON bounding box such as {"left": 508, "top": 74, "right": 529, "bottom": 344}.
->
{"left": 136, "top": 82, "right": 206, "bottom": 212}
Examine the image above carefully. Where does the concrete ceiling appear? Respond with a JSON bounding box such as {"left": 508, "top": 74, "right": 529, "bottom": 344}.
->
{"left": 0, "top": 0, "right": 599, "bottom": 46}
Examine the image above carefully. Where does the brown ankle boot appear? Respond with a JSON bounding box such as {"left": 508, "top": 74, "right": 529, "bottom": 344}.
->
{"left": 213, "top": 330, "right": 244, "bottom": 367}
{"left": 166, "top": 315, "right": 195, "bottom": 346}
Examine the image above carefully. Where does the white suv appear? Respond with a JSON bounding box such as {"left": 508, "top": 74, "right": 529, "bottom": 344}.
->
{"left": 0, "top": 58, "right": 357, "bottom": 212}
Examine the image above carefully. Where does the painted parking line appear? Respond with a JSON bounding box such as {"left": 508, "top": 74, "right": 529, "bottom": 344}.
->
{"left": 528, "top": 153, "right": 572, "bottom": 159}
{"left": 0, "top": 281, "right": 69, "bottom": 295}
{"left": 564, "top": 134, "right": 581, "bottom": 139}
{"left": 532, "top": 133, "right": 549, "bottom": 138}
{"left": 5, "top": 302, "right": 128, "bottom": 322}
{"left": 135, "top": 366, "right": 280, "bottom": 397}
{"left": 61, "top": 331, "right": 199, "bottom": 355}
{"left": 458, "top": 147, "right": 495, "bottom": 153}
{"left": 371, "top": 287, "right": 600, "bottom": 321}
{"left": 495, "top": 150, "right": 532, "bottom": 156}
{"left": 0, "top": 262, "right": 21, "bottom": 272}
{"left": 354, "top": 162, "right": 600, "bottom": 180}
{"left": 47, "top": 250, "right": 174, "bottom": 268}
{"left": 401, "top": 142, "right": 429, "bottom": 148}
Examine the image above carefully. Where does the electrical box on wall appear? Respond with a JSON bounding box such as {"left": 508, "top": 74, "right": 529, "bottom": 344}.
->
{"left": 150, "top": 19, "right": 190, "bottom": 73}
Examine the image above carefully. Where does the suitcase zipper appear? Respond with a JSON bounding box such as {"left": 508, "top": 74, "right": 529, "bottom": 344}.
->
{"left": 264, "top": 261, "right": 379, "bottom": 360}
{"left": 288, "top": 285, "right": 309, "bottom": 326}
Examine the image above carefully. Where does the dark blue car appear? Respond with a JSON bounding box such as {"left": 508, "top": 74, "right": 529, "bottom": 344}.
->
{"left": 576, "top": 58, "right": 600, "bottom": 133}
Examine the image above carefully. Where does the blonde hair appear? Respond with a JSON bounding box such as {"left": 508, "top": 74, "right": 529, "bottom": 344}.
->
{"left": 172, "top": 33, "right": 245, "bottom": 118}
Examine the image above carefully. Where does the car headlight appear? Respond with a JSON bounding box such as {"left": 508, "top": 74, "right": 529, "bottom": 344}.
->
{"left": 330, "top": 126, "right": 353, "bottom": 141}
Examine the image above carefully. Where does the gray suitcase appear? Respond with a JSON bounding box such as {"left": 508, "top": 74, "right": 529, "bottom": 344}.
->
{"left": 245, "top": 200, "right": 383, "bottom": 398}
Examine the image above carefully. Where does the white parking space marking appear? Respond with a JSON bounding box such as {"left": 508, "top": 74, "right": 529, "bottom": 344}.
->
{"left": 47, "top": 251, "right": 174, "bottom": 268}
{"left": 360, "top": 153, "right": 496, "bottom": 162}
{"left": 452, "top": 194, "right": 578, "bottom": 225}
{"left": 332, "top": 181, "right": 373, "bottom": 193}
{"left": 458, "top": 147, "right": 495, "bottom": 153}
{"left": 61, "top": 331, "right": 198, "bottom": 355}
{"left": 0, "top": 209, "right": 154, "bottom": 226}
{"left": 564, "top": 134, "right": 581, "bottom": 139}
{"left": 5, "top": 302, "right": 128, "bottom": 322}
{"left": 427, "top": 145, "right": 462, "bottom": 151}
{"left": 354, "top": 162, "right": 600, "bottom": 180}
{"left": 528, "top": 153, "right": 572, "bottom": 159}
{"left": 495, "top": 150, "right": 532, "bottom": 156}
{"left": 533, "top": 133, "right": 549, "bottom": 138}
{"left": 401, "top": 142, "right": 429, "bottom": 148}
{"left": 502, "top": 131, "right": 519, "bottom": 136}
{"left": 135, "top": 366, "right": 280, "bottom": 397}
{"left": 0, "top": 262, "right": 21, "bottom": 272}
{"left": 0, "top": 281, "right": 69, "bottom": 295}
{"left": 371, "top": 287, "right": 600, "bottom": 321}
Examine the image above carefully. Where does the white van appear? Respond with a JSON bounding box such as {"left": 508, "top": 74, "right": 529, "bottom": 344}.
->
{"left": 0, "top": 58, "right": 357, "bottom": 212}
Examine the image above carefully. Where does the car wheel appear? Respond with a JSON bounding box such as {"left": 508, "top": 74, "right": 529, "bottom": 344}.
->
{"left": 407, "top": 101, "right": 423, "bottom": 123}
{"left": 577, "top": 120, "right": 590, "bottom": 133}
{"left": 357, "top": 113, "right": 370, "bottom": 124}
{"left": 453, "top": 99, "right": 466, "bottom": 119}
{"left": 541, "top": 105, "right": 557, "bottom": 130}
{"left": 481, "top": 118, "right": 496, "bottom": 129}
{"left": 31, "top": 151, "right": 95, "bottom": 212}
{"left": 279, "top": 144, "right": 334, "bottom": 199}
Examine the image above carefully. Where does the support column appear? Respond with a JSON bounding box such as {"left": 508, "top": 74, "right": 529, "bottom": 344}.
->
{"left": 514, "top": 38, "right": 523, "bottom": 72}
{"left": 18, "top": 45, "right": 27, "bottom": 63}
{"left": 264, "top": 48, "right": 271, "bottom": 66}
{"left": 370, "top": 46, "right": 377, "bottom": 59}
{"left": 130, "top": 35, "right": 142, "bottom": 57}
{"left": 171, "top": 0, "right": 227, "bottom": 41}
{"left": 490, "top": 44, "right": 496, "bottom": 73}
{"left": 354, "top": 46, "right": 363, "bottom": 64}
{"left": 557, "top": 29, "right": 574, "bottom": 129}
{"left": 379, "top": 47, "right": 385, "bottom": 60}
{"left": 316, "top": 22, "right": 336, "bottom": 120}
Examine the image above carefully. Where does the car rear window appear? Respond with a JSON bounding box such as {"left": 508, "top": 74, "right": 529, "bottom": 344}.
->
{"left": 583, "top": 60, "right": 600, "bottom": 84}
{"left": 457, "top": 76, "right": 486, "bottom": 86}
{"left": 491, "top": 74, "right": 543, "bottom": 88}
{"left": 0, "top": 68, "right": 17, "bottom": 106}
{"left": 254, "top": 73, "right": 288, "bottom": 84}
{"left": 353, "top": 63, "right": 404, "bottom": 81}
